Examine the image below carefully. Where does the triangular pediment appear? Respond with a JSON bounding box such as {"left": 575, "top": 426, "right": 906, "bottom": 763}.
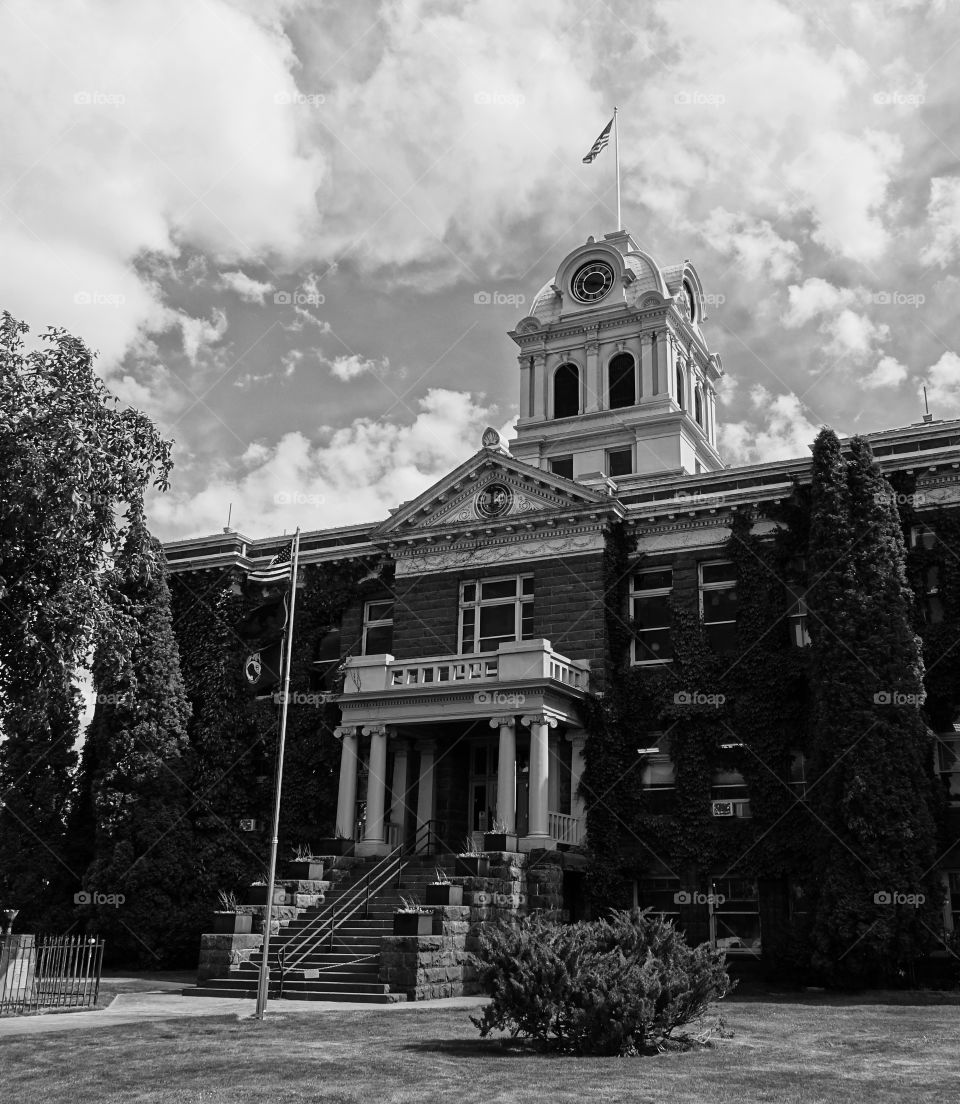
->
{"left": 370, "top": 447, "right": 616, "bottom": 542}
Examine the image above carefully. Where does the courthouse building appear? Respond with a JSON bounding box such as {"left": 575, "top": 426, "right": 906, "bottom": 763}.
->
{"left": 166, "top": 230, "right": 960, "bottom": 958}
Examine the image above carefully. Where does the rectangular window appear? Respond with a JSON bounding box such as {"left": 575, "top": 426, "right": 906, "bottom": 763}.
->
{"left": 789, "top": 595, "right": 811, "bottom": 647}
{"left": 700, "top": 560, "right": 738, "bottom": 653}
{"left": 459, "top": 574, "right": 534, "bottom": 654}
{"left": 362, "top": 599, "right": 394, "bottom": 655}
{"left": 910, "top": 523, "right": 938, "bottom": 550}
{"left": 637, "top": 877, "right": 681, "bottom": 924}
{"left": 923, "top": 565, "right": 944, "bottom": 625}
{"left": 937, "top": 734, "right": 960, "bottom": 803}
{"left": 711, "top": 878, "right": 761, "bottom": 954}
{"left": 711, "top": 768, "right": 751, "bottom": 818}
{"left": 948, "top": 872, "right": 960, "bottom": 932}
{"left": 789, "top": 750, "right": 807, "bottom": 797}
{"left": 640, "top": 736, "right": 675, "bottom": 814}
{"left": 608, "top": 448, "right": 633, "bottom": 477}
{"left": 549, "top": 455, "right": 574, "bottom": 480}
{"left": 631, "top": 568, "right": 673, "bottom": 664}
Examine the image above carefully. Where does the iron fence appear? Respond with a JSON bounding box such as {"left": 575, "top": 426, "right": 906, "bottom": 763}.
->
{"left": 0, "top": 934, "right": 104, "bottom": 1016}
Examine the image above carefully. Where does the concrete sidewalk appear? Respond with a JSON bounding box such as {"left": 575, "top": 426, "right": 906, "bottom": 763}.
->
{"left": 0, "top": 990, "right": 488, "bottom": 1038}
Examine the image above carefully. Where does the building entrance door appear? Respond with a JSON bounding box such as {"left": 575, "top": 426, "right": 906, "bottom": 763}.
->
{"left": 468, "top": 739, "right": 498, "bottom": 833}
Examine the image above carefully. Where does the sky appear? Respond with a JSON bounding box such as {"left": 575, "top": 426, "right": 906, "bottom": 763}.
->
{"left": 3, "top": 0, "right": 960, "bottom": 542}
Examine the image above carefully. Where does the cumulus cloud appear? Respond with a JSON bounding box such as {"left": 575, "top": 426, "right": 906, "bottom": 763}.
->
{"left": 822, "top": 309, "right": 890, "bottom": 361}
{"left": 219, "top": 270, "right": 274, "bottom": 304}
{"left": 700, "top": 209, "right": 800, "bottom": 282}
{"left": 326, "top": 354, "right": 390, "bottom": 382}
{"left": 862, "top": 355, "right": 908, "bottom": 389}
{"left": 149, "top": 388, "right": 499, "bottom": 538}
{"left": 0, "top": 0, "right": 323, "bottom": 367}
{"left": 921, "top": 177, "right": 960, "bottom": 269}
{"left": 782, "top": 278, "right": 858, "bottom": 328}
{"left": 719, "top": 385, "right": 822, "bottom": 465}
{"left": 176, "top": 309, "right": 229, "bottom": 364}
{"left": 923, "top": 350, "right": 960, "bottom": 414}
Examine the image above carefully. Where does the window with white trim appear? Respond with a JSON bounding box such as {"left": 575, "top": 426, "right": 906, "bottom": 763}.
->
{"left": 910, "top": 523, "right": 938, "bottom": 550}
{"left": 631, "top": 568, "right": 673, "bottom": 663}
{"left": 937, "top": 733, "right": 960, "bottom": 803}
{"left": 640, "top": 735, "right": 675, "bottom": 814}
{"left": 700, "top": 560, "right": 738, "bottom": 653}
{"left": 362, "top": 599, "right": 394, "bottom": 655}
{"left": 788, "top": 593, "right": 811, "bottom": 647}
{"left": 459, "top": 575, "right": 534, "bottom": 654}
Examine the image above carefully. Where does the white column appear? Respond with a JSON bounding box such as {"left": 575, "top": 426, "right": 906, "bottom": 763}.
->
{"left": 659, "top": 332, "right": 673, "bottom": 401}
{"left": 358, "top": 725, "right": 390, "bottom": 855}
{"left": 639, "top": 333, "right": 652, "bottom": 399}
{"left": 334, "top": 726, "right": 359, "bottom": 840}
{"left": 548, "top": 731, "right": 561, "bottom": 815}
{"left": 389, "top": 739, "right": 410, "bottom": 848}
{"left": 533, "top": 354, "right": 546, "bottom": 420}
{"left": 521, "top": 714, "right": 557, "bottom": 849}
{"left": 708, "top": 388, "right": 717, "bottom": 445}
{"left": 567, "top": 731, "right": 588, "bottom": 824}
{"left": 584, "top": 339, "right": 600, "bottom": 413}
{"left": 415, "top": 741, "right": 436, "bottom": 852}
{"left": 490, "top": 715, "right": 516, "bottom": 833}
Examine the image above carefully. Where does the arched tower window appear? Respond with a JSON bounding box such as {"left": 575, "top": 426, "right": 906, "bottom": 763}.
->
{"left": 608, "top": 353, "right": 636, "bottom": 409}
{"left": 553, "top": 363, "right": 580, "bottom": 419}
{"left": 695, "top": 387, "right": 703, "bottom": 427}
{"left": 676, "top": 365, "right": 685, "bottom": 409}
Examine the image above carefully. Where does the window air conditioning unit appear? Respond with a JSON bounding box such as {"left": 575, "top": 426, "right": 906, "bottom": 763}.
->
{"left": 711, "top": 801, "right": 734, "bottom": 817}
{"left": 239, "top": 818, "right": 260, "bottom": 832}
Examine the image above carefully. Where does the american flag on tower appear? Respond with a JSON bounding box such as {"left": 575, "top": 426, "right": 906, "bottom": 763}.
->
{"left": 582, "top": 117, "right": 613, "bottom": 163}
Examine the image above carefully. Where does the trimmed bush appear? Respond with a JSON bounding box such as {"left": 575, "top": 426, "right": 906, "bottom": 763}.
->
{"left": 471, "top": 908, "right": 732, "bottom": 1055}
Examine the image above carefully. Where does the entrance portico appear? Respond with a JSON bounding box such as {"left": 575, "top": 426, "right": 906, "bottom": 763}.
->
{"left": 331, "top": 639, "right": 590, "bottom": 855}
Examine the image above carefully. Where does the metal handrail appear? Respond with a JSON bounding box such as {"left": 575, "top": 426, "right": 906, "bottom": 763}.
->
{"left": 279, "top": 820, "right": 449, "bottom": 973}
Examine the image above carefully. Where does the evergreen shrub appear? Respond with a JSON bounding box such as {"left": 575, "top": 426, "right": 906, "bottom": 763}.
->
{"left": 471, "top": 908, "right": 732, "bottom": 1055}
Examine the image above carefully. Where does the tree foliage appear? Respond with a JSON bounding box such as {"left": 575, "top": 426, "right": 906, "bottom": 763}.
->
{"left": 0, "top": 313, "right": 172, "bottom": 923}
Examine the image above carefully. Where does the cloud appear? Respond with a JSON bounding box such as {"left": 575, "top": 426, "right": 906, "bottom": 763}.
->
{"left": 923, "top": 350, "right": 960, "bottom": 414}
{"left": 822, "top": 309, "right": 890, "bottom": 360}
{"left": 149, "top": 388, "right": 499, "bottom": 538}
{"left": 921, "top": 176, "right": 960, "bottom": 269}
{"left": 0, "top": 0, "right": 324, "bottom": 367}
{"left": 176, "top": 309, "right": 229, "bottom": 364}
{"left": 782, "top": 278, "right": 858, "bottom": 328}
{"left": 719, "top": 385, "right": 822, "bottom": 465}
{"left": 219, "top": 270, "right": 274, "bottom": 303}
{"left": 863, "top": 354, "right": 908, "bottom": 389}
{"left": 700, "top": 209, "right": 801, "bottom": 282}
{"left": 326, "top": 354, "right": 390, "bottom": 382}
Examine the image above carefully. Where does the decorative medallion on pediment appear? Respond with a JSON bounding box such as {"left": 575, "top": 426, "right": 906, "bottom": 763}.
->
{"left": 426, "top": 477, "right": 552, "bottom": 527}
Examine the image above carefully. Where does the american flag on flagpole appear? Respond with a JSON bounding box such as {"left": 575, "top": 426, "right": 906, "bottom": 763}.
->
{"left": 248, "top": 540, "right": 294, "bottom": 585}
{"left": 582, "top": 116, "right": 613, "bottom": 163}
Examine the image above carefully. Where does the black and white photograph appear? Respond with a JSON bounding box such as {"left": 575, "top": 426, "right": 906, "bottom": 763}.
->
{"left": 1, "top": 0, "right": 959, "bottom": 1099}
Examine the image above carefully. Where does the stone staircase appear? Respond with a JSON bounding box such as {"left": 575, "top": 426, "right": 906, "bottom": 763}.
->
{"left": 187, "top": 853, "right": 458, "bottom": 1004}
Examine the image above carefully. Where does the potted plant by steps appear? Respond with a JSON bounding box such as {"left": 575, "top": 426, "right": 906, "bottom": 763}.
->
{"left": 212, "top": 890, "right": 253, "bottom": 935}
{"left": 482, "top": 819, "right": 519, "bottom": 853}
{"left": 455, "top": 837, "right": 490, "bottom": 878}
{"left": 392, "top": 895, "right": 435, "bottom": 936}
{"left": 245, "top": 876, "right": 287, "bottom": 907}
{"left": 312, "top": 830, "right": 354, "bottom": 857}
{"left": 424, "top": 868, "right": 464, "bottom": 906}
{"left": 286, "top": 843, "right": 324, "bottom": 881}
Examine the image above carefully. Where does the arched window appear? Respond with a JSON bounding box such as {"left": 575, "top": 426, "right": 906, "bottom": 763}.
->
{"left": 608, "top": 353, "right": 636, "bottom": 409}
{"left": 676, "top": 365, "right": 685, "bottom": 409}
{"left": 695, "top": 387, "right": 703, "bottom": 426}
{"left": 553, "top": 363, "right": 580, "bottom": 419}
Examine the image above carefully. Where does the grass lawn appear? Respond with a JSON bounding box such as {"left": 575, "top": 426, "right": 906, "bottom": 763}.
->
{"left": 1, "top": 991, "right": 958, "bottom": 1103}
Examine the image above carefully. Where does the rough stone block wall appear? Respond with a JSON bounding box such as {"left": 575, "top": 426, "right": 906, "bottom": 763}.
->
{"left": 381, "top": 850, "right": 567, "bottom": 1000}
{"left": 198, "top": 933, "right": 263, "bottom": 982}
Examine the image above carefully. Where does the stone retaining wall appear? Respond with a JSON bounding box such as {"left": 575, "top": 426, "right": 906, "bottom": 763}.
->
{"left": 380, "top": 849, "right": 567, "bottom": 1001}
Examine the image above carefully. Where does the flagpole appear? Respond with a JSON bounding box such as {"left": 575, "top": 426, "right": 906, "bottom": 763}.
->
{"left": 614, "top": 105, "right": 621, "bottom": 231}
{"left": 254, "top": 526, "right": 301, "bottom": 1020}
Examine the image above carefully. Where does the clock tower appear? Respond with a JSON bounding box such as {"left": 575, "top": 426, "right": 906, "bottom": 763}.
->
{"left": 507, "top": 229, "right": 725, "bottom": 486}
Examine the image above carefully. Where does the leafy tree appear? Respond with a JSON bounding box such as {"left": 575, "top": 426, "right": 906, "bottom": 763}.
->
{"left": 0, "top": 312, "right": 171, "bottom": 925}
{"left": 805, "top": 430, "right": 942, "bottom": 984}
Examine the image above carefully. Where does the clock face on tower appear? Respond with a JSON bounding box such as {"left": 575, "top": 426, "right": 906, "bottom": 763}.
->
{"left": 571, "top": 260, "right": 615, "bottom": 303}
